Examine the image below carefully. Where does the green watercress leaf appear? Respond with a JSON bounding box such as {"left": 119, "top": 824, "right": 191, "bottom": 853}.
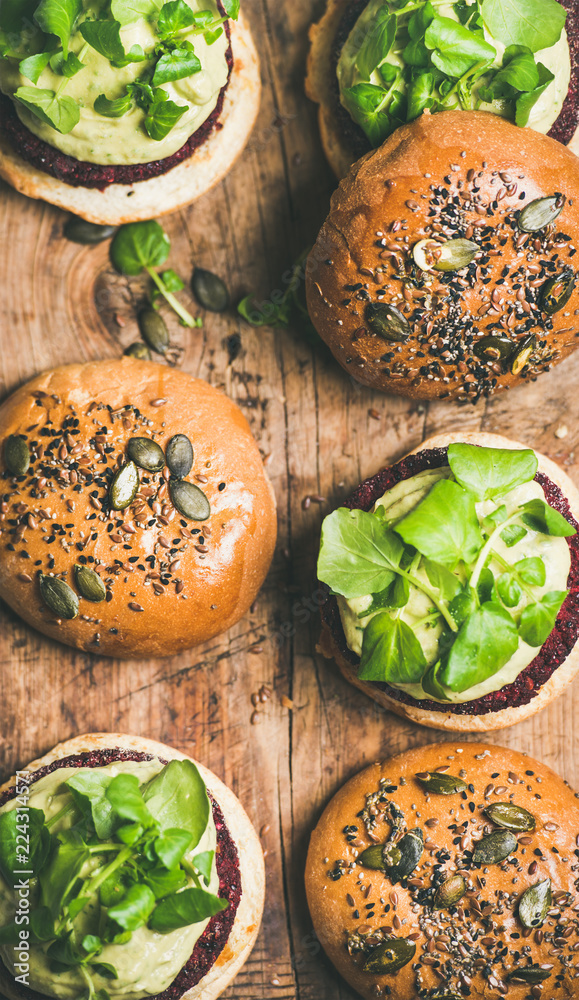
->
{"left": 40, "top": 830, "right": 90, "bottom": 917}
{"left": 157, "top": 0, "right": 197, "bottom": 38}
{"left": 154, "top": 828, "right": 192, "bottom": 869}
{"left": 15, "top": 86, "right": 80, "bottom": 133}
{"left": 149, "top": 887, "right": 228, "bottom": 933}
{"left": 66, "top": 771, "right": 116, "bottom": 840}
{"left": 482, "top": 504, "right": 508, "bottom": 534}
{"left": 47, "top": 931, "right": 84, "bottom": 968}
{"left": 341, "top": 82, "right": 393, "bottom": 147}
{"left": 516, "top": 63, "right": 555, "bottom": 126}
{"left": 79, "top": 20, "right": 146, "bottom": 67}
{"left": 480, "top": 0, "right": 567, "bottom": 53}
{"left": 408, "top": 0, "right": 435, "bottom": 39}
{"left": 144, "top": 866, "right": 188, "bottom": 899}
{"left": 354, "top": 6, "right": 396, "bottom": 80}
{"left": 144, "top": 89, "right": 188, "bottom": 140}
{"left": 440, "top": 602, "right": 519, "bottom": 692}
{"left": 0, "top": 807, "right": 50, "bottom": 882}
{"left": 110, "top": 0, "right": 158, "bottom": 26}
{"left": 448, "top": 585, "right": 477, "bottom": 627}
{"left": 501, "top": 523, "right": 528, "bottom": 547}
{"left": 111, "top": 220, "right": 170, "bottom": 275}
{"left": 477, "top": 566, "right": 497, "bottom": 604}
{"left": 143, "top": 760, "right": 210, "bottom": 851}
{"left": 488, "top": 45, "right": 540, "bottom": 97}
{"left": 407, "top": 70, "right": 435, "bottom": 119}
{"left": 516, "top": 556, "right": 546, "bottom": 586}
{"left": 521, "top": 499, "right": 576, "bottom": 537}
{"left": 447, "top": 443, "right": 538, "bottom": 501}
{"left": 318, "top": 507, "right": 404, "bottom": 598}
{"left": 94, "top": 91, "right": 133, "bottom": 117}
{"left": 99, "top": 868, "right": 133, "bottom": 908}
{"left": 358, "top": 612, "right": 428, "bottom": 684}
{"left": 82, "top": 934, "right": 102, "bottom": 957}
{"left": 359, "top": 574, "right": 410, "bottom": 616}
{"left": 422, "top": 659, "right": 452, "bottom": 701}
{"left": 519, "top": 590, "right": 567, "bottom": 646}
{"left": 424, "top": 15, "right": 496, "bottom": 77}
{"left": 33, "top": 0, "right": 82, "bottom": 56}
{"left": 497, "top": 572, "right": 523, "bottom": 608}
{"left": 192, "top": 850, "right": 214, "bottom": 886}
{"left": 19, "top": 50, "right": 52, "bottom": 83}
{"left": 106, "top": 774, "right": 155, "bottom": 828}
{"left": 152, "top": 44, "right": 201, "bottom": 85}
{"left": 395, "top": 479, "right": 483, "bottom": 568}
{"left": 423, "top": 558, "right": 462, "bottom": 600}
{"left": 92, "top": 963, "right": 118, "bottom": 980}
{"left": 221, "top": 0, "right": 239, "bottom": 18}
{"left": 108, "top": 884, "right": 156, "bottom": 931}
{"left": 116, "top": 822, "right": 143, "bottom": 845}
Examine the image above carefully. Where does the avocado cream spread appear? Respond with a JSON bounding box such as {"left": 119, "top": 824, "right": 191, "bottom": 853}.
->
{"left": 0, "top": 759, "right": 222, "bottom": 1000}
{"left": 0, "top": 0, "right": 231, "bottom": 164}
{"left": 337, "top": 0, "right": 570, "bottom": 147}
{"left": 318, "top": 445, "right": 576, "bottom": 704}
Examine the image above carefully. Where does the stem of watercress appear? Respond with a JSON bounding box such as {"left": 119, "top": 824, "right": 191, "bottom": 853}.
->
{"left": 468, "top": 510, "right": 523, "bottom": 592}
{"left": 398, "top": 568, "right": 459, "bottom": 632}
{"left": 61, "top": 845, "right": 133, "bottom": 928}
{"left": 148, "top": 268, "right": 196, "bottom": 327}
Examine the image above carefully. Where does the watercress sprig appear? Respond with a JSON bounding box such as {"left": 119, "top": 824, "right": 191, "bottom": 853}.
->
{"left": 318, "top": 444, "right": 576, "bottom": 696}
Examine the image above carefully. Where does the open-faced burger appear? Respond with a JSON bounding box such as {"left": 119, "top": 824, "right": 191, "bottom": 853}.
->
{"left": 306, "top": 0, "right": 578, "bottom": 179}
{"left": 0, "top": 732, "right": 264, "bottom": 1000}
{"left": 317, "top": 432, "right": 579, "bottom": 731}
{"left": 306, "top": 741, "right": 579, "bottom": 999}
{"left": 305, "top": 110, "right": 579, "bottom": 401}
{"left": 0, "top": 358, "right": 277, "bottom": 658}
{"left": 0, "top": 0, "right": 260, "bottom": 223}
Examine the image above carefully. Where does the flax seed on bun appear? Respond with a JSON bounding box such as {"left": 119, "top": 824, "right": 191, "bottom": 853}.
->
{"left": 305, "top": 741, "right": 579, "bottom": 1000}
{"left": 306, "top": 110, "right": 579, "bottom": 402}
{"left": 0, "top": 14, "right": 260, "bottom": 225}
{"left": 0, "top": 359, "right": 277, "bottom": 658}
{"left": 318, "top": 431, "right": 579, "bottom": 732}
{"left": 0, "top": 732, "right": 265, "bottom": 1000}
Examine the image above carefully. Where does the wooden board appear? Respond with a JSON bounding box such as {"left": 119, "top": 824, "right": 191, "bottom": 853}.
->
{"left": 2, "top": 2, "right": 579, "bottom": 997}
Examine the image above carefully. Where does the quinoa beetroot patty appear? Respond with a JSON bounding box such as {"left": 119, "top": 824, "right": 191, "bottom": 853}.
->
{"left": 320, "top": 446, "right": 579, "bottom": 717}
{"left": 0, "top": 14, "right": 232, "bottom": 192}
{"left": 329, "top": 0, "right": 579, "bottom": 163}
{"left": 0, "top": 747, "right": 242, "bottom": 1000}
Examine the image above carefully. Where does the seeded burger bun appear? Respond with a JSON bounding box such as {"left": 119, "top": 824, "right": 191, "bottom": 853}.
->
{"left": 0, "top": 732, "right": 265, "bottom": 1000}
{"left": 306, "top": 111, "right": 579, "bottom": 402}
{"left": 319, "top": 431, "right": 579, "bottom": 732}
{"left": 306, "top": 0, "right": 579, "bottom": 179}
{"left": 306, "top": 741, "right": 579, "bottom": 1000}
{"left": 0, "top": 358, "right": 277, "bottom": 658}
{"left": 0, "top": 14, "right": 260, "bottom": 224}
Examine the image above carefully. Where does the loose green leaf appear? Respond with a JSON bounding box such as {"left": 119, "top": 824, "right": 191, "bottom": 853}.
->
{"left": 94, "top": 91, "right": 133, "bottom": 118}
{"left": 149, "top": 887, "right": 228, "bottom": 933}
{"left": 407, "top": 71, "right": 435, "bottom": 120}
{"left": 497, "top": 572, "right": 523, "bottom": 608}
{"left": 448, "top": 585, "right": 477, "bottom": 628}
{"left": 519, "top": 591, "right": 567, "bottom": 646}
{"left": 422, "top": 659, "right": 452, "bottom": 701}
{"left": 152, "top": 45, "right": 201, "bottom": 85}
{"left": 447, "top": 444, "right": 538, "bottom": 501}
{"left": 193, "top": 850, "right": 214, "bottom": 886}
{"left": 516, "top": 63, "right": 555, "bottom": 127}
{"left": 358, "top": 612, "right": 428, "bottom": 684}
{"left": 355, "top": 7, "right": 396, "bottom": 80}
{"left": 341, "top": 82, "right": 395, "bottom": 148}
{"left": 15, "top": 86, "right": 80, "bottom": 134}
{"left": 144, "top": 866, "right": 188, "bottom": 899}
{"left": 34, "top": 0, "right": 82, "bottom": 56}
{"left": 516, "top": 557, "right": 546, "bottom": 587}
{"left": 154, "top": 828, "right": 192, "bottom": 869}
{"left": 66, "top": 771, "right": 116, "bottom": 840}
{"left": 143, "top": 760, "right": 210, "bottom": 850}
{"left": 423, "top": 558, "right": 462, "bottom": 601}
{"left": 359, "top": 575, "right": 410, "bottom": 616}
{"left": 40, "top": 830, "right": 90, "bottom": 917}
{"left": 116, "top": 822, "right": 143, "bottom": 846}
{"left": 144, "top": 89, "right": 188, "bottom": 140}
{"left": 484, "top": 45, "right": 539, "bottom": 99}
{"left": 108, "top": 884, "right": 156, "bottom": 931}
{"left": 0, "top": 807, "right": 50, "bottom": 882}
{"left": 221, "top": 0, "right": 239, "bottom": 18}
{"left": 106, "top": 773, "right": 155, "bottom": 828}
{"left": 395, "top": 479, "right": 483, "bottom": 568}
{"left": 318, "top": 507, "right": 404, "bottom": 599}
{"left": 49, "top": 50, "right": 84, "bottom": 76}
{"left": 19, "top": 50, "right": 52, "bottom": 83}
{"left": 111, "top": 220, "right": 170, "bottom": 275}
{"left": 157, "top": 0, "right": 197, "bottom": 37}
{"left": 480, "top": 0, "right": 567, "bottom": 53}
{"left": 501, "top": 523, "right": 528, "bottom": 547}
{"left": 476, "top": 566, "right": 497, "bottom": 605}
{"left": 521, "top": 499, "right": 576, "bottom": 537}
{"left": 110, "top": 0, "right": 158, "bottom": 25}
{"left": 440, "top": 602, "right": 519, "bottom": 692}
{"left": 79, "top": 20, "right": 146, "bottom": 67}
{"left": 47, "top": 932, "right": 84, "bottom": 968}
{"left": 424, "top": 16, "right": 496, "bottom": 77}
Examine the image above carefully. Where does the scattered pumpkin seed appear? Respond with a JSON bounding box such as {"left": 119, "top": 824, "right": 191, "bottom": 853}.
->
{"left": 473, "top": 335, "right": 515, "bottom": 362}
{"left": 511, "top": 336, "right": 536, "bottom": 375}
{"left": 39, "top": 573, "right": 79, "bottom": 620}
{"left": 433, "top": 874, "right": 466, "bottom": 910}
{"left": 358, "top": 844, "right": 388, "bottom": 870}
{"left": 191, "top": 268, "right": 230, "bottom": 312}
{"left": 166, "top": 434, "right": 194, "bottom": 479}
{"left": 540, "top": 269, "right": 576, "bottom": 314}
{"left": 473, "top": 829, "right": 517, "bottom": 865}
{"left": 416, "top": 772, "right": 467, "bottom": 795}
{"left": 412, "top": 239, "right": 442, "bottom": 271}
{"left": 506, "top": 965, "right": 552, "bottom": 984}
{"left": 484, "top": 802, "right": 535, "bottom": 832}
{"left": 74, "top": 565, "right": 106, "bottom": 603}
{"left": 518, "top": 194, "right": 566, "bottom": 232}
{"left": 127, "top": 437, "right": 166, "bottom": 473}
{"left": 124, "top": 342, "right": 152, "bottom": 361}
{"left": 63, "top": 217, "right": 116, "bottom": 245}
{"left": 365, "top": 302, "right": 410, "bottom": 342}
{"left": 169, "top": 480, "right": 210, "bottom": 521}
{"left": 433, "top": 238, "right": 479, "bottom": 272}
{"left": 430, "top": 992, "right": 463, "bottom": 1000}
{"left": 4, "top": 435, "right": 30, "bottom": 476}
{"left": 387, "top": 829, "right": 423, "bottom": 883}
{"left": 362, "top": 937, "right": 416, "bottom": 975}
{"left": 110, "top": 461, "right": 140, "bottom": 511}
{"left": 139, "top": 308, "right": 170, "bottom": 355}
{"left": 519, "top": 879, "right": 552, "bottom": 929}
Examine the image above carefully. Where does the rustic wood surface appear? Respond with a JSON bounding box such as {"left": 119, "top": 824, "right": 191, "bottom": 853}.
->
{"left": 2, "top": 2, "right": 579, "bottom": 998}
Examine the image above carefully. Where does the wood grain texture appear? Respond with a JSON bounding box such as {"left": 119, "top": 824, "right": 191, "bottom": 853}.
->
{"left": 1, "top": 1, "right": 579, "bottom": 998}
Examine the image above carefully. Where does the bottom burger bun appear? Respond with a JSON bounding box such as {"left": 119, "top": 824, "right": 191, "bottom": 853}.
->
{"left": 305, "top": 741, "right": 579, "bottom": 1000}
{"left": 0, "top": 733, "right": 265, "bottom": 1000}
{"left": 0, "top": 14, "right": 260, "bottom": 225}
{"left": 318, "top": 431, "right": 579, "bottom": 732}
{"left": 0, "top": 358, "right": 277, "bottom": 658}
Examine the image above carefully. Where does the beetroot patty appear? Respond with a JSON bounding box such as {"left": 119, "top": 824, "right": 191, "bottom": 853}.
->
{"left": 0, "top": 16, "right": 232, "bottom": 191}
{"left": 0, "top": 747, "right": 242, "bottom": 1000}
{"left": 320, "top": 447, "right": 579, "bottom": 717}
{"left": 330, "top": 0, "right": 579, "bottom": 160}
